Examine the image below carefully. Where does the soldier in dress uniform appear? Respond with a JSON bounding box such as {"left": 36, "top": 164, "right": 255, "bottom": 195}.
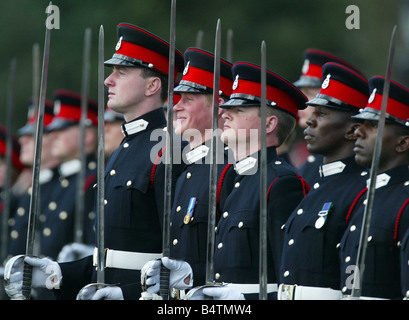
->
{"left": 2, "top": 23, "right": 187, "bottom": 301}
{"left": 139, "top": 47, "right": 234, "bottom": 298}
{"left": 185, "top": 62, "right": 310, "bottom": 300}
{"left": 103, "top": 107, "right": 124, "bottom": 160}
{"left": 40, "top": 89, "right": 98, "bottom": 261}
{"left": 339, "top": 76, "right": 409, "bottom": 299}
{"left": 294, "top": 49, "right": 364, "bottom": 184}
{"left": 278, "top": 62, "right": 369, "bottom": 300}
{"left": 7, "top": 98, "right": 59, "bottom": 259}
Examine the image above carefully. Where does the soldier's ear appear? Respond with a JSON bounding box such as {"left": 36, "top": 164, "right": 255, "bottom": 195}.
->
{"left": 145, "top": 77, "right": 162, "bottom": 97}
{"left": 345, "top": 123, "right": 360, "bottom": 140}
{"left": 265, "top": 115, "right": 278, "bottom": 134}
{"left": 396, "top": 135, "right": 409, "bottom": 153}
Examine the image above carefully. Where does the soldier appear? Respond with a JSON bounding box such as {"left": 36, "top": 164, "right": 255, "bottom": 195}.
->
{"left": 7, "top": 98, "right": 59, "bottom": 258}
{"left": 278, "top": 62, "right": 369, "bottom": 300}
{"left": 183, "top": 61, "right": 310, "bottom": 300}
{"left": 41, "top": 89, "right": 98, "bottom": 261}
{"left": 3, "top": 23, "right": 186, "bottom": 300}
{"left": 103, "top": 107, "right": 124, "bottom": 160}
{"left": 294, "top": 49, "right": 364, "bottom": 184}
{"left": 339, "top": 76, "right": 409, "bottom": 299}
{"left": 140, "top": 47, "right": 234, "bottom": 298}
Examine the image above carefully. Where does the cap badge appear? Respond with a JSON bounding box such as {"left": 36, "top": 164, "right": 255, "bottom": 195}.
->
{"left": 302, "top": 59, "right": 310, "bottom": 75}
{"left": 115, "top": 36, "right": 123, "bottom": 51}
{"left": 322, "top": 74, "right": 331, "bottom": 89}
{"left": 232, "top": 74, "right": 239, "bottom": 90}
{"left": 183, "top": 61, "right": 190, "bottom": 76}
{"left": 53, "top": 100, "right": 61, "bottom": 116}
{"left": 368, "top": 88, "right": 377, "bottom": 104}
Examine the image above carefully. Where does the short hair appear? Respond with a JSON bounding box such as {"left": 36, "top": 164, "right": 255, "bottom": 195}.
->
{"left": 263, "top": 107, "right": 296, "bottom": 146}
{"left": 140, "top": 67, "right": 169, "bottom": 103}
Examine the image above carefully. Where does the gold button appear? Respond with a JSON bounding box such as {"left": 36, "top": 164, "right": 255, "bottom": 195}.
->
{"left": 17, "top": 207, "right": 25, "bottom": 216}
{"left": 110, "top": 169, "right": 116, "bottom": 176}
{"left": 238, "top": 221, "right": 243, "bottom": 228}
{"left": 173, "top": 239, "right": 178, "bottom": 245}
{"left": 48, "top": 202, "right": 57, "bottom": 211}
{"left": 284, "top": 270, "right": 290, "bottom": 277}
{"left": 126, "top": 180, "right": 132, "bottom": 186}
{"left": 297, "top": 208, "right": 303, "bottom": 215}
{"left": 59, "top": 211, "right": 68, "bottom": 220}
{"left": 104, "top": 199, "right": 108, "bottom": 205}
{"left": 215, "top": 273, "right": 220, "bottom": 280}
{"left": 288, "top": 239, "right": 294, "bottom": 246}
{"left": 345, "top": 256, "right": 351, "bottom": 263}
{"left": 223, "top": 211, "right": 228, "bottom": 218}
{"left": 176, "top": 206, "right": 181, "bottom": 212}
{"left": 61, "top": 179, "right": 69, "bottom": 188}
{"left": 313, "top": 182, "right": 320, "bottom": 189}
{"left": 123, "top": 142, "right": 129, "bottom": 148}
{"left": 10, "top": 230, "right": 18, "bottom": 239}
{"left": 235, "top": 182, "right": 240, "bottom": 188}
{"left": 217, "top": 242, "right": 223, "bottom": 249}
{"left": 186, "top": 172, "right": 192, "bottom": 179}
{"left": 350, "top": 225, "right": 356, "bottom": 232}
{"left": 43, "top": 228, "right": 51, "bottom": 237}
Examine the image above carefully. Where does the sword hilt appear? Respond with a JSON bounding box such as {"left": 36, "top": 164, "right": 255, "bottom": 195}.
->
{"left": 159, "top": 264, "right": 170, "bottom": 300}
{"left": 22, "top": 261, "right": 33, "bottom": 300}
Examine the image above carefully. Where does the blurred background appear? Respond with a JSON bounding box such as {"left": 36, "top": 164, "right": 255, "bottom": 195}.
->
{"left": 0, "top": 0, "right": 405, "bottom": 131}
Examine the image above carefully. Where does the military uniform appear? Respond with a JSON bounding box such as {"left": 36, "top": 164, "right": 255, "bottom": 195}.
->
{"left": 212, "top": 62, "right": 309, "bottom": 298}
{"left": 295, "top": 49, "right": 365, "bottom": 185}
{"left": 339, "top": 76, "right": 409, "bottom": 299}
{"left": 278, "top": 62, "right": 370, "bottom": 299}
{"left": 56, "top": 23, "right": 185, "bottom": 300}
{"left": 169, "top": 47, "right": 234, "bottom": 287}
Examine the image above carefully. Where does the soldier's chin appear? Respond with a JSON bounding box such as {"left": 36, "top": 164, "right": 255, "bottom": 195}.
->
{"left": 220, "top": 129, "right": 235, "bottom": 145}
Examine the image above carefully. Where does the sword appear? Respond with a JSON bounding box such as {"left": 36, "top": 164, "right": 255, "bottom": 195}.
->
{"left": 259, "top": 40, "right": 268, "bottom": 300}
{"left": 226, "top": 29, "right": 233, "bottom": 62}
{"left": 205, "top": 18, "right": 221, "bottom": 286}
{"left": 96, "top": 25, "right": 106, "bottom": 286}
{"left": 350, "top": 25, "right": 397, "bottom": 298}
{"left": 74, "top": 27, "right": 92, "bottom": 245}
{"left": 160, "top": 0, "right": 176, "bottom": 300}
{"left": 0, "top": 58, "right": 16, "bottom": 264}
{"left": 22, "top": 13, "right": 52, "bottom": 300}
{"left": 195, "top": 30, "right": 204, "bottom": 48}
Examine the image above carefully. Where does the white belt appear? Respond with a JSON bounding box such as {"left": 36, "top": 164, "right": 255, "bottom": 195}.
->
{"left": 228, "top": 283, "right": 278, "bottom": 294}
{"left": 278, "top": 284, "right": 342, "bottom": 300}
{"left": 93, "top": 248, "right": 162, "bottom": 270}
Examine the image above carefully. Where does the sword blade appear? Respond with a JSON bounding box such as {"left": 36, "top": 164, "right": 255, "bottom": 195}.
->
{"left": 0, "top": 58, "right": 16, "bottom": 263}
{"left": 351, "top": 25, "right": 397, "bottom": 298}
{"left": 259, "top": 40, "right": 268, "bottom": 300}
{"left": 75, "top": 27, "right": 92, "bottom": 244}
{"left": 205, "top": 18, "right": 221, "bottom": 285}
{"left": 160, "top": 0, "right": 176, "bottom": 300}
{"left": 22, "top": 19, "right": 52, "bottom": 300}
{"left": 96, "top": 25, "right": 105, "bottom": 285}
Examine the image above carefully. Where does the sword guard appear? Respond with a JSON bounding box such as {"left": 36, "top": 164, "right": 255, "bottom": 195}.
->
{"left": 185, "top": 282, "right": 226, "bottom": 300}
{"left": 75, "top": 282, "right": 118, "bottom": 300}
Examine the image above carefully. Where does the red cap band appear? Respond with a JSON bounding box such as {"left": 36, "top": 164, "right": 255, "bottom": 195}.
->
{"left": 319, "top": 78, "right": 369, "bottom": 108}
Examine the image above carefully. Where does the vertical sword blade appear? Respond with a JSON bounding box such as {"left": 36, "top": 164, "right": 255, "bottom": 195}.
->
{"left": 259, "top": 40, "right": 268, "bottom": 300}
{"left": 351, "top": 25, "right": 397, "bottom": 298}
{"left": 205, "top": 18, "right": 221, "bottom": 285}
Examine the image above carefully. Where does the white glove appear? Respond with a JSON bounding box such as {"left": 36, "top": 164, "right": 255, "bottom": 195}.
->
{"left": 202, "top": 285, "right": 245, "bottom": 300}
{"left": 3, "top": 255, "right": 61, "bottom": 299}
{"left": 76, "top": 284, "right": 124, "bottom": 300}
{"left": 57, "top": 242, "right": 94, "bottom": 262}
{"left": 139, "top": 292, "right": 163, "bottom": 300}
{"left": 140, "top": 257, "right": 193, "bottom": 293}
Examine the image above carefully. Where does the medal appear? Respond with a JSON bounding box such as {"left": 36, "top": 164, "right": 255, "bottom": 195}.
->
{"left": 184, "top": 197, "right": 197, "bottom": 224}
{"left": 315, "top": 202, "right": 333, "bottom": 229}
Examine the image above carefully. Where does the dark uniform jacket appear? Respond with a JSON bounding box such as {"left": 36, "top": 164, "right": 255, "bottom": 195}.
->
{"left": 8, "top": 158, "right": 96, "bottom": 260}
{"left": 280, "top": 156, "right": 367, "bottom": 290}
{"left": 169, "top": 142, "right": 233, "bottom": 286}
{"left": 57, "top": 108, "right": 185, "bottom": 300}
{"left": 213, "top": 147, "right": 308, "bottom": 290}
{"left": 339, "top": 165, "right": 409, "bottom": 299}
{"left": 400, "top": 224, "right": 409, "bottom": 298}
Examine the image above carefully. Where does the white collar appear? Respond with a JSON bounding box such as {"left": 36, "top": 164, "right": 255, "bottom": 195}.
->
{"left": 122, "top": 119, "right": 149, "bottom": 137}
{"left": 186, "top": 145, "right": 209, "bottom": 164}
{"left": 366, "top": 173, "right": 391, "bottom": 189}
{"left": 39, "top": 168, "right": 54, "bottom": 184}
{"left": 234, "top": 156, "right": 258, "bottom": 175}
{"left": 319, "top": 161, "right": 346, "bottom": 177}
{"left": 59, "top": 159, "right": 81, "bottom": 177}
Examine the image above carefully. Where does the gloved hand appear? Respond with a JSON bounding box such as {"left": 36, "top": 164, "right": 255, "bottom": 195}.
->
{"left": 139, "top": 292, "right": 163, "bottom": 300}
{"left": 76, "top": 284, "right": 124, "bottom": 300}
{"left": 202, "top": 285, "right": 245, "bottom": 300}
{"left": 3, "top": 255, "right": 61, "bottom": 299}
{"left": 4, "top": 255, "right": 61, "bottom": 290}
{"left": 57, "top": 242, "right": 94, "bottom": 263}
{"left": 141, "top": 257, "right": 193, "bottom": 293}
